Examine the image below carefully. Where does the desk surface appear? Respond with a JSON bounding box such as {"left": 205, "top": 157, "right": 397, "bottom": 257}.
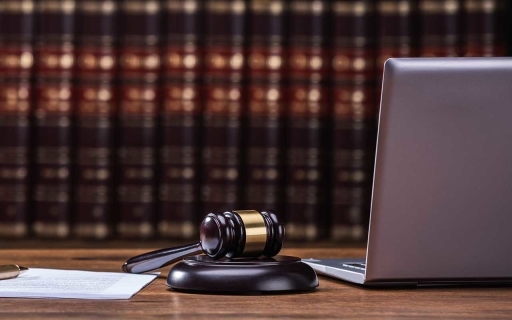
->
{"left": 1, "top": 248, "right": 512, "bottom": 319}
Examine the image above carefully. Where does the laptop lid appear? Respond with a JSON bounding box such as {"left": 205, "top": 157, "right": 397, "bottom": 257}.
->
{"left": 365, "top": 58, "right": 512, "bottom": 284}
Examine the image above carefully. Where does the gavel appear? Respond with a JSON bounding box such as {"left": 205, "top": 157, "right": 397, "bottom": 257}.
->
{"left": 123, "top": 210, "right": 285, "bottom": 273}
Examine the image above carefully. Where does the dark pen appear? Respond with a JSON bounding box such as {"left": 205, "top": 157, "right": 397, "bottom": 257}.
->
{"left": 0, "top": 265, "right": 29, "bottom": 280}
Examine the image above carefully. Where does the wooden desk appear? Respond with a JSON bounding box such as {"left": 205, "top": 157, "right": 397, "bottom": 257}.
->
{"left": 1, "top": 248, "right": 512, "bottom": 319}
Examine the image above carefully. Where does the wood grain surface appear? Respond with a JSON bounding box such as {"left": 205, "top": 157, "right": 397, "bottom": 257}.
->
{"left": 1, "top": 248, "right": 512, "bottom": 319}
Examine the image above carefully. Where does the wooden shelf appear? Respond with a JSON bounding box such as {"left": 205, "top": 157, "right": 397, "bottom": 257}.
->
{"left": 0, "top": 239, "right": 366, "bottom": 249}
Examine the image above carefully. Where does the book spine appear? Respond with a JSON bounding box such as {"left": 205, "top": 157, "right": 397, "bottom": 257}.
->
{"left": 463, "top": 0, "right": 507, "bottom": 57}
{"left": 201, "top": 0, "right": 246, "bottom": 214}
{"left": 33, "top": 0, "right": 76, "bottom": 238}
{"left": 159, "top": 0, "right": 203, "bottom": 239}
{"left": 377, "top": 0, "right": 418, "bottom": 86}
{"left": 508, "top": 1, "right": 512, "bottom": 56}
{"left": 244, "top": 0, "right": 287, "bottom": 214}
{"left": 73, "top": 0, "right": 118, "bottom": 239}
{"left": 419, "top": 0, "right": 462, "bottom": 57}
{"left": 286, "top": 0, "right": 330, "bottom": 240}
{"left": 0, "top": 0, "right": 34, "bottom": 238}
{"left": 331, "top": 1, "right": 377, "bottom": 241}
{"left": 117, "top": 0, "right": 161, "bottom": 238}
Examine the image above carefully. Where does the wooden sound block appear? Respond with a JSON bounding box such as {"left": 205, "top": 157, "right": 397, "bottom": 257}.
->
{"left": 167, "top": 255, "right": 319, "bottom": 294}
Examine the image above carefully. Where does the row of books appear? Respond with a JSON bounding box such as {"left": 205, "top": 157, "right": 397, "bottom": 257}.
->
{"left": 0, "top": 0, "right": 509, "bottom": 240}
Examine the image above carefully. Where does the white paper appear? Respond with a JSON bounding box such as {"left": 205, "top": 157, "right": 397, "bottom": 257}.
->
{"left": 0, "top": 268, "right": 158, "bottom": 300}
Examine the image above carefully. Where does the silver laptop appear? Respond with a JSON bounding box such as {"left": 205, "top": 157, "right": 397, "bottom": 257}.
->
{"left": 303, "top": 57, "right": 512, "bottom": 286}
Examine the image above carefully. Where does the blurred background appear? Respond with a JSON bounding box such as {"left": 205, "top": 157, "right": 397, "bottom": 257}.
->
{"left": 0, "top": 0, "right": 510, "bottom": 248}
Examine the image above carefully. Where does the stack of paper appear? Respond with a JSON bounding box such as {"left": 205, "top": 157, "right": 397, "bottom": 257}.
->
{"left": 0, "top": 268, "right": 158, "bottom": 300}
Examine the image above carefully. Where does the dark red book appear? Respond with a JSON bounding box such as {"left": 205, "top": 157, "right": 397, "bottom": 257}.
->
{"left": 244, "top": 0, "right": 287, "bottom": 214}
{"left": 32, "top": 0, "right": 76, "bottom": 238}
{"left": 463, "top": 0, "right": 507, "bottom": 57}
{"left": 159, "top": 0, "right": 203, "bottom": 239}
{"left": 285, "top": 0, "right": 330, "bottom": 240}
{"left": 330, "top": 1, "right": 377, "bottom": 241}
{"left": 377, "top": 0, "right": 418, "bottom": 86}
{"left": 0, "top": 0, "right": 34, "bottom": 238}
{"left": 201, "top": 0, "right": 246, "bottom": 214}
{"left": 419, "top": 0, "right": 462, "bottom": 57}
{"left": 116, "top": 0, "right": 161, "bottom": 238}
{"left": 508, "top": 1, "right": 512, "bottom": 55}
{"left": 73, "top": 0, "right": 118, "bottom": 239}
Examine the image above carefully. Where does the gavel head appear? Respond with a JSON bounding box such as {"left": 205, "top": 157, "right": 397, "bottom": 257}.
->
{"left": 200, "top": 210, "right": 285, "bottom": 259}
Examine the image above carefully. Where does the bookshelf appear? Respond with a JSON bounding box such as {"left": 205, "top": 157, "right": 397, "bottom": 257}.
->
{"left": 0, "top": 0, "right": 509, "bottom": 244}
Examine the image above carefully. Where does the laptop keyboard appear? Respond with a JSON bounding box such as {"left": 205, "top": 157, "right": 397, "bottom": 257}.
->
{"left": 343, "top": 263, "right": 366, "bottom": 270}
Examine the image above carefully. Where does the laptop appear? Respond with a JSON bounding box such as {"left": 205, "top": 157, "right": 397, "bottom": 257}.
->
{"left": 303, "top": 57, "right": 512, "bottom": 286}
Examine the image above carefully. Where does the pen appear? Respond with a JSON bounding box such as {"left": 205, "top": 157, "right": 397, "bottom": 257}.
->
{"left": 0, "top": 265, "right": 29, "bottom": 280}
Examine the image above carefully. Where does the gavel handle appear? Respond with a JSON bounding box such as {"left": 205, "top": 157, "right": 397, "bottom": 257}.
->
{"left": 122, "top": 242, "right": 202, "bottom": 273}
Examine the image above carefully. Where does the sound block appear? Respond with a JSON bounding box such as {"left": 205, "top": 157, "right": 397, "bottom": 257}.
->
{"left": 167, "top": 255, "right": 318, "bottom": 294}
